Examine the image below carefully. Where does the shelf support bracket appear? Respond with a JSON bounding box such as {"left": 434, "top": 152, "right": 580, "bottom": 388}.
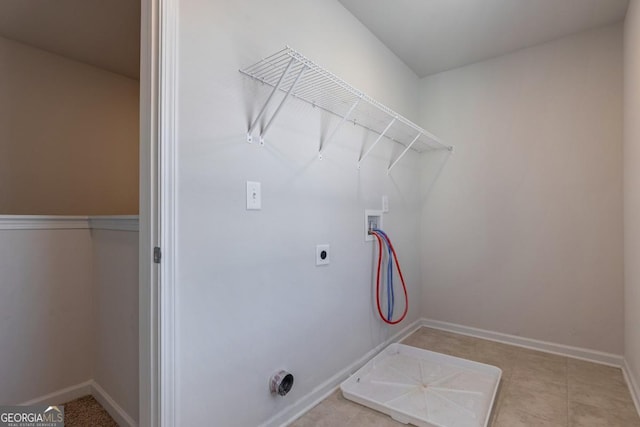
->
{"left": 319, "top": 97, "right": 361, "bottom": 160}
{"left": 260, "top": 65, "right": 307, "bottom": 145}
{"left": 387, "top": 132, "right": 421, "bottom": 174}
{"left": 247, "top": 57, "right": 295, "bottom": 144}
{"left": 358, "top": 117, "right": 396, "bottom": 168}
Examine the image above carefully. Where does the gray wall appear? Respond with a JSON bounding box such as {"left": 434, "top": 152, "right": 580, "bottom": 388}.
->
{"left": 625, "top": 0, "right": 640, "bottom": 397}
{"left": 0, "top": 228, "right": 93, "bottom": 404}
{"left": 175, "top": 0, "right": 424, "bottom": 426}
{"left": 418, "top": 24, "right": 624, "bottom": 354}
{"left": 91, "top": 229, "right": 139, "bottom": 422}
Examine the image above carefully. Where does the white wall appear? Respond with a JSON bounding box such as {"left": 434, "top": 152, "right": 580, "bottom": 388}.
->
{"left": 0, "top": 220, "right": 139, "bottom": 426}
{"left": 91, "top": 229, "right": 139, "bottom": 422}
{"left": 625, "top": 0, "right": 640, "bottom": 394}
{"left": 0, "top": 36, "right": 139, "bottom": 215}
{"left": 176, "top": 0, "right": 423, "bottom": 425}
{"left": 0, "top": 228, "right": 93, "bottom": 404}
{"left": 418, "top": 24, "right": 624, "bottom": 354}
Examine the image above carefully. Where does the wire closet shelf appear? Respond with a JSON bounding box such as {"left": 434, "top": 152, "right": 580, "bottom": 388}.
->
{"left": 240, "top": 46, "right": 453, "bottom": 173}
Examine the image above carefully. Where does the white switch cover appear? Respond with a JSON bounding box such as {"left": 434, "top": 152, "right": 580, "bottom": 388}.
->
{"left": 246, "top": 181, "right": 261, "bottom": 210}
{"left": 382, "top": 195, "right": 389, "bottom": 213}
{"left": 316, "top": 244, "right": 330, "bottom": 266}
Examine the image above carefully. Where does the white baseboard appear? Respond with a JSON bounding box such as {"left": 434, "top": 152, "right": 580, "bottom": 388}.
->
{"left": 623, "top": 359, "right": 640, "bottom": 417}
{"left": 420, "top": 318, "right": 624, "bottom": 367}
{"left": 262, "top": 318, "right": 424, "bottom": 427}
{"left": 20, "top": 380, "right": 92, "bottom": 406}
{"left": 91, "top": 380, "right": 137, "bottom": 427}
{"left": 0, "top": 216, "right": 90, "bottom": 230}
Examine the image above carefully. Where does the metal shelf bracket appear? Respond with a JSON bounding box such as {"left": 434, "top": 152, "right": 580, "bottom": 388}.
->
{"left": 358, "top": 117, "right": 396, "bottom": 169}
{"left": 319, "top": 97, "right": 361, "bottom": 159}
{"left": 247, "top": 57, "right": 295, "bottom": 144}
{"left": 388, "top": 132, "right": 422, "bottom": 174}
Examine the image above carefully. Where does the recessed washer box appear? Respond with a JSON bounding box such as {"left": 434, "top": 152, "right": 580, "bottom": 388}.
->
{"left": 365, "top": 209, "right": 383, "bottom": 241}
{"left": 341, "top": 343, "right": 502, "bottom": 427}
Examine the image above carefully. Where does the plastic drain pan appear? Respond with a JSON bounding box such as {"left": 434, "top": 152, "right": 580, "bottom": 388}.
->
{"left": 340, "top": 343, "right": 501, "bottom": 427}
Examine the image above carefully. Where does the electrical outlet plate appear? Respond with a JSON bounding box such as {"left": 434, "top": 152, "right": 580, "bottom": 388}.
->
{"left": 316, "top": 244, "right": 330, "bottom": 266}
{"left": 365, "top": 210, "right": 383, "bottom": 241}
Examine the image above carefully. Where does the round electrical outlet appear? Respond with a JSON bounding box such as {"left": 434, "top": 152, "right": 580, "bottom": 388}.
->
{"left": 316, "top": 244, "right": 330, "bottom": 266}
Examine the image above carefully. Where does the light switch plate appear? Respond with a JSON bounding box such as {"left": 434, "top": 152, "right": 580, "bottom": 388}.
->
{"left": 246, "top": 181, "right": 261, "bottom": 210}
{"left": 382, "top": 195, "right": 389, "bottom": 213}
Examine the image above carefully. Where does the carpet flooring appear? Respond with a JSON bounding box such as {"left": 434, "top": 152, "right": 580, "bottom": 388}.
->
{"left": 62, "top": 395, "right": 118, "bottom": 426}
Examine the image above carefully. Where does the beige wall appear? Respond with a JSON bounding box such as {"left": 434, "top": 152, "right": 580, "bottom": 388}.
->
{"left": 625, "top": 0, "right": 640, "bottom": 389}
{"left": 0, "top": 36, "right": 139, "bottom": 215}
{"left": 418, "top": 24, "right": 624, "bottom": 353}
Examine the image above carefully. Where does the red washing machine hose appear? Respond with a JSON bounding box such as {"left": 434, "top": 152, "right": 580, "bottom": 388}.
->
{"left": 370, "top": 230, "right": 408, "bottom": 325}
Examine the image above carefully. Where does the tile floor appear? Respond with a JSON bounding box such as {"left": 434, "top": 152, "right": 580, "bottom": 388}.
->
{"left": 290, "top": 327, "right": 640, "bottom": 427}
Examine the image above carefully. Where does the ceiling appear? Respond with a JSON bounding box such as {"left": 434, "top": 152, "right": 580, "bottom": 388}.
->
{"left": 0, "top": 1, "right": 628, "bottom": 80}
{"left": 338, "top": 0, "right": 629, "bottom": 77}
{"left": 0, "top": 0, "right": 140, "bottom": 79}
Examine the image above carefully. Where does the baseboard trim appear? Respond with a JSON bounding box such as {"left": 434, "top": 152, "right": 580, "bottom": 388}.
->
{"left": 18, "top": 380, "right": 137, "bottom": 427}
{"left": 262, "top": 318, "right": 424, "bottom": 427}
{"left": 0, "top": 216, "right": 90, "bottom": 230}
{"left": 420, "top": 318, "right": 624, "bottom": 367}
{"left": 20, "top": 380, "right": 92, "bottom": 406}
{"left": 623, "top": 359, "right": 640, "bottom": 416}
{"left": 91, "top": 381, "right": 137, "bottom": 427}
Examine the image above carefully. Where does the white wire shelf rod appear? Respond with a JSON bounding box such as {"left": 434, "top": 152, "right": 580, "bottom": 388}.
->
{"left": 240, "top": 46, "right": 453, "bottom": 152}
{"left": 246, "top": 57, "right": 295, "bottom": 143}
{"left": 244, "top": 72, "right": 447, "bottom": 153}
{"left": 392, "top": 115, "right": 452, "bottom": 151}
{"left": 294, "top": 83, "right": 358, "bottom": 107}
{"left": 319, "top": 97, "right": 361, "bottom": 160}
{"left": 285, "top": 48, "right": 365, "bottom": 101}
{"left": 260, "top": 65, "right": 307, "bottom": 145}
{"left": 245, "top": 69, "right": 361, "bottom": 118}
{"left": 358, "top": 117, "right": 396, "bottom": 168}
{"left": 293, "top": 76, "right": 357, "bottom": 100}
{"left": 284, "top": 91, "right": 443, "bottom": 153}
{"left": 388, "top": 132, "right": 421, "bottom": 174}
{"left": 246, "top": 70, "right": 359, "bottom": 109}
{"left": 242, "top": 48, "right": 291, "bottom": 73}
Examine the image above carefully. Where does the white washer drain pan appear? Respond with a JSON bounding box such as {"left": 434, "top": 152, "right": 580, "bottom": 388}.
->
{"left": 341, "top": 343, "right": 501, "bottom": 427}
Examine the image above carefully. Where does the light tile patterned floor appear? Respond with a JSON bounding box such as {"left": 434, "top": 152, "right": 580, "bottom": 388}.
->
{"left": 290, "top": 327, "right": 640, "bottom": 427}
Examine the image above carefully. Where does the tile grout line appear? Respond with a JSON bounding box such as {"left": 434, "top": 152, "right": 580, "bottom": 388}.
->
{"left": 566, "top": 357, "right": 569, "bottom": 426}
{"left": 493, "top": 376, "right": 509, "bottom": 426}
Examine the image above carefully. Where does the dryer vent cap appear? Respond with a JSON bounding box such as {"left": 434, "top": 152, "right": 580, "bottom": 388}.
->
{"left": 270, "top": 370, "right": 294, "bottom": 396}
